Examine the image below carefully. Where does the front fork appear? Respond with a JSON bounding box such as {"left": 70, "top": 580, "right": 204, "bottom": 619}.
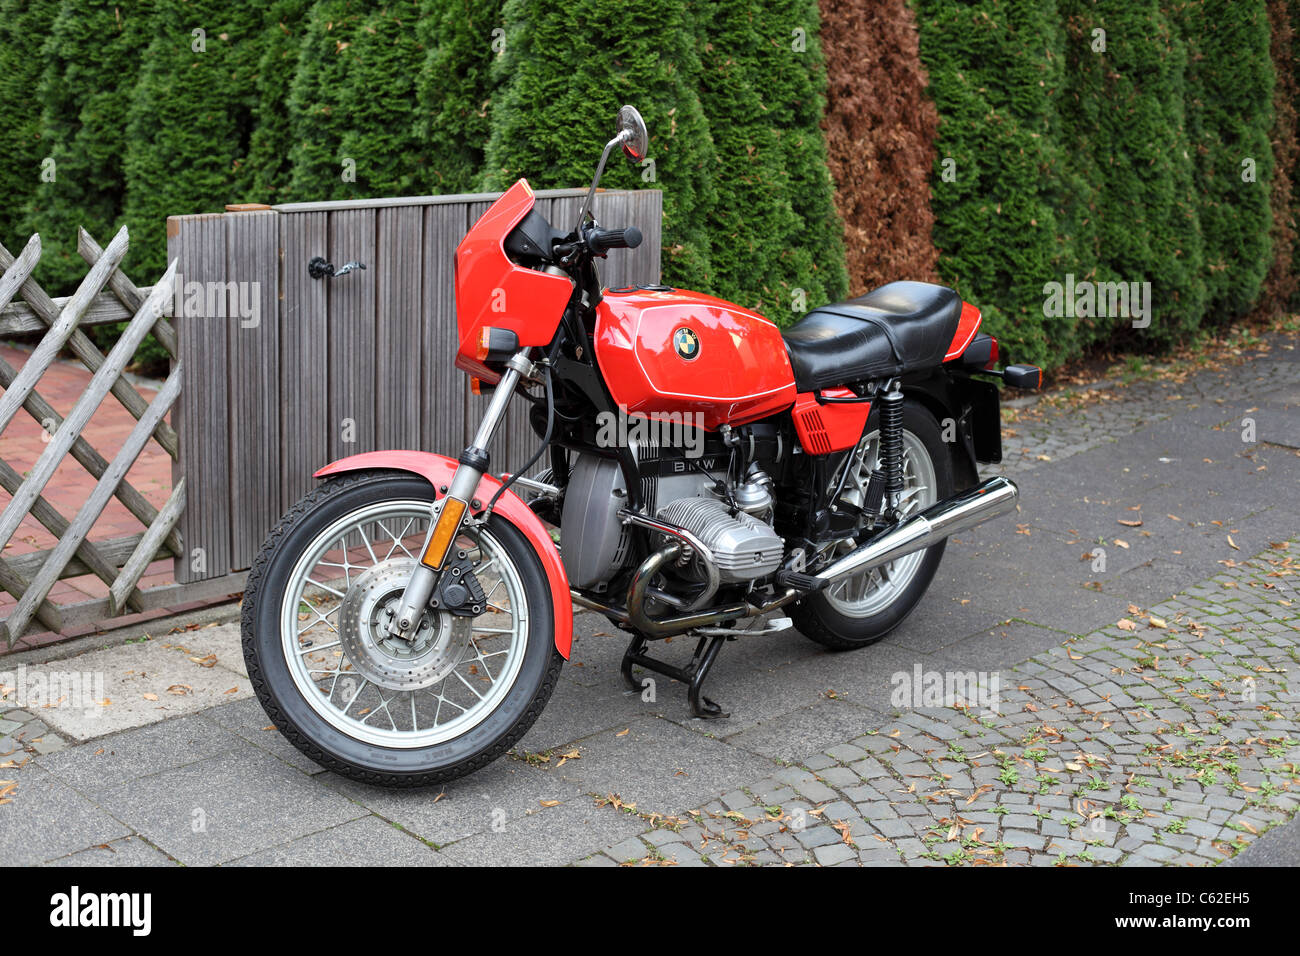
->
{"left": 387, "top": 351, "right": 536, "bottom": 641}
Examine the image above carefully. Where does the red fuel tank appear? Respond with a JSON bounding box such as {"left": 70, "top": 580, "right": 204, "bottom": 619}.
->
{"left": 593, "top": 287, "right": 797, "bottom": 430}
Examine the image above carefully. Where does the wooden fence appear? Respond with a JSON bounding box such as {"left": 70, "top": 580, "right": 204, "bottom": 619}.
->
{"left": 0, "top": 228, "right": 192, "bottom": 646}
{"left": 167, "top": 187, "right": 662, "bottom": 584}
{"left": 0, "top": 187, "right": 661, "bottom": 645}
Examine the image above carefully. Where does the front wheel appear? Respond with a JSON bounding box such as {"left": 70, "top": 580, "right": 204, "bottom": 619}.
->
{"left": 792, "top": 399, "right": 954, "bottom": 650}
{"left": 241, "top": 470, "right": 562, "bottom": 787}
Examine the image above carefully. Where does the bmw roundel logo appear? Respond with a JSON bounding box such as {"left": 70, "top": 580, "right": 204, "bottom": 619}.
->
{"left": 673, "top": 327, "right": 700, "bottom": 360}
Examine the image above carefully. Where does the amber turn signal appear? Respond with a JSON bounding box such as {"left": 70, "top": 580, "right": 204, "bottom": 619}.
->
{"left": 422, "top": 496, "right": 468, "bottom": 569}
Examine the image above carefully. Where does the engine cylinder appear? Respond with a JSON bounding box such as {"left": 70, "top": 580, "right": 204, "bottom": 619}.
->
{"left": 655, "top": 497, "right": 783, "bottom": 583}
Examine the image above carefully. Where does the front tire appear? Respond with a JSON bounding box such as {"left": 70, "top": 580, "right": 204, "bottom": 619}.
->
{"left": 792, "top": 399, "right": 954, "bottom": 650}
{"left": 241, "top": 470, "right": 562, "bottom": 787}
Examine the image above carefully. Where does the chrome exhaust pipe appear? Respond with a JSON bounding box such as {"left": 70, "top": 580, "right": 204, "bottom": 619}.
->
{"left": 569, "top": 546, "right": 800, "bottom": 638}
{"left": 816, "top": 475, "right": 1019, "bottom": 587}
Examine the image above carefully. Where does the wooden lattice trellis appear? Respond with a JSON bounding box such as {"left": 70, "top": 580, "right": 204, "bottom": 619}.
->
{"left": 0, "top": 227, "right": 185, "bottom": 647}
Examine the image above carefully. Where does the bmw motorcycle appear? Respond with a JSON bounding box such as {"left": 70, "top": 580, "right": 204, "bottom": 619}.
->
{"left": 242, "top": 107, "right": 1042, "bottom": 786}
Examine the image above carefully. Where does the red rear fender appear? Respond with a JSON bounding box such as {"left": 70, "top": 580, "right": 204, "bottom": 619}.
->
{"left": 313, "top": 451, "right": 572, "bottom": 659}
{"left": 944, "top": 301, "right": 983, "bottom": 361}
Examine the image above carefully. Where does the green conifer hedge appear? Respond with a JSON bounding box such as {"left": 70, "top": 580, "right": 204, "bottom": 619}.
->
{"left": 0, "top": 0, "right": 1294, "bottom": 379}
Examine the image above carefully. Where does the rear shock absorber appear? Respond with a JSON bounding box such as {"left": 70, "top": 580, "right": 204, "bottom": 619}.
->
{"left": 878, "top": 380, "right": 906, "bottom": 504}
{"left": 859, "top": 379, "right": 903, "bottom": 523}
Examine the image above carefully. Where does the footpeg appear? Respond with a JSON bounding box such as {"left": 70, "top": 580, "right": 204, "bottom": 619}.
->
{"left": 777, "top": 569, "right": 829, "bottom": 592}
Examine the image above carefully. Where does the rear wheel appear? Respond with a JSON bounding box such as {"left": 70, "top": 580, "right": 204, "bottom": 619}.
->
{"left": 792, "top": 399, "right": 953, "bottom": 650}
{"left": 241, "top": 471, "right": 562, "bottom": 787}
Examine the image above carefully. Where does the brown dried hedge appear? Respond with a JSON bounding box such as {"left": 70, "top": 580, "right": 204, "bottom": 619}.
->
{"left": 1261, "top": 0, "right": 1299, "bottom": 313}
{"left": 818, "top": 0, "right": 940, "bottom": 295}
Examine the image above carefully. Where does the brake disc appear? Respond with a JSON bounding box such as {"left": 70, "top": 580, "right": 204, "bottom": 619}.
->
{"left": 338, "top": 558, "right": 471, "bottom": 691}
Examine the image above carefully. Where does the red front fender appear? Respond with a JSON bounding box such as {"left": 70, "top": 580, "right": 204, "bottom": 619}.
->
{"left": 313, "top": 451, "right": 572, "bottom": 659}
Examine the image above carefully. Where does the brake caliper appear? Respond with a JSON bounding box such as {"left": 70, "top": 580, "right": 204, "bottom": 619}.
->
{"left": 429, "top": 549, "right": 487, "bottom": 617}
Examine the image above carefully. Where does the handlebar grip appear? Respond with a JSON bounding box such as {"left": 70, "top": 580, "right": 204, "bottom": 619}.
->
{"left": 588, "top": 226, "right": 643, "bottom": 253}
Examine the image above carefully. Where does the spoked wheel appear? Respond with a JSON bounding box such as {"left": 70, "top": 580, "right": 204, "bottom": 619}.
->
{"left": 242, "top": 471, "right": 562, "bottom": 786}
{"left": 792, "top": 399, "right": 954, "bottom": 650}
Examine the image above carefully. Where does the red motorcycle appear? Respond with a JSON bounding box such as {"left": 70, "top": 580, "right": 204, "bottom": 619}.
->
{"left": 242, "top": 107, "right": 1041, "bottom": 786}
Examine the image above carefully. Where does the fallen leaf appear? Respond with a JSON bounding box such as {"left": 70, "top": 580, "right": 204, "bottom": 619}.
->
{"left": 1117, "top": 619, "right": 1138, "bottom": 631}
{"left": 1118, "top": 519, "right": 1143, "bottom": 527}
{"left": 142, "top": 693, "right": 158, "bottom": 702}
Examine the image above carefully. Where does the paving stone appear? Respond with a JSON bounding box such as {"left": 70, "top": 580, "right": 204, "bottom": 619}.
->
{"left": 795, "top": 825, "right": 844, "bottom": 849}
{"left": 229, "top": 816, "right": 451, "bottom": 866}
{"left": 0, "top": 766, "right": 132, "bottom": 866}
{"left": 441, "top": 798, "right": 647, "bottom": 866}
{"left": 41, "top": 836, "right": 176, "bottom": 867}
{"left": 817, "top": 766, "right": 860, "bottom": 788}
{"left": 813, "top": 842, "right": 857, "bottom": 866}
{"left": 605, "top": 837, "right": 651, "bottom": 863}
{"left": 36, "top": 714, "right": 247, "bottom": 796}
{"left": 94, "top": 749, "right": 367, "bottom": 866}
{"left": 874, "top": 818, "right": 916, "bottom": 839}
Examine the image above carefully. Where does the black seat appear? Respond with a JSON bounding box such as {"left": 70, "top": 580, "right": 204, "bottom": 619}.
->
{"left": 782, "top": 281, "right": 962, "bottom": 391}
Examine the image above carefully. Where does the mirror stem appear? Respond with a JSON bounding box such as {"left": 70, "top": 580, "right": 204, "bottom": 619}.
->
{"left": 575, "top": 133, "right": 627, "bottom": 233}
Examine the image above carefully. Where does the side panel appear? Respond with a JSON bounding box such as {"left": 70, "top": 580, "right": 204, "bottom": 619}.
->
{"left": 594, "top": 288, "right": 797, "bottom": 430}
{"left": 790, "top": 390, "right": 871, "bottom": 454}
{"left": 313, "top": 451, "right": 573, "bottom": 659}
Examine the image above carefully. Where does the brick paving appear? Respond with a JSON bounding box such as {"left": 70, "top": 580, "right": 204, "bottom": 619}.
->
{"left": 0, "top": 343, "right": 174, "bottom": 622}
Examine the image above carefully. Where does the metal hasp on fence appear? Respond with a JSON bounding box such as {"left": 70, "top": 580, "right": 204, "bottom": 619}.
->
{"left": 167, "top": 187, "right": 663, "bottom": 586}
{"left": 0, "top": 228, "right": 186, "bottom": 647}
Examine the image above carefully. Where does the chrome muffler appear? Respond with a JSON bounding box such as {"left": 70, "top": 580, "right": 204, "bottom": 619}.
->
{"left": 815, "top": 475, "right": 1019, "bottom": 586}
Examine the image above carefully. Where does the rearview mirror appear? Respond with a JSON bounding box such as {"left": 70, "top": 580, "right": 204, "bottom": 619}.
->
{"left": 616, "top": 105, "right": 648, "bottom": 162}
{"left": 575, "top": 106, "right": 650, "bottom": 231}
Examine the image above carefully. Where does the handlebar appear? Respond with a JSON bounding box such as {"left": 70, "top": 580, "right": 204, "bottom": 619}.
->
{"left": 586, "top": 226, "right": 643, "bottom": 254}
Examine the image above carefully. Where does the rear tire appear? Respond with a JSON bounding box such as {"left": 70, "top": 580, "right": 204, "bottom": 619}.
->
{"left": 241, "top": 471, "right": 562, "bottom": 787}
{"left": 792, "top": 399, "right": 954, "bottom": 650}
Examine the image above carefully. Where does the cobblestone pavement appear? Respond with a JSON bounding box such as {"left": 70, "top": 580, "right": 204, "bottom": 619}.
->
{"left": 2, "top": 334, "right": 1297, "bottom": 866}
{"left": 1, "top": 706, "right": 69, "bottom": 760}
{"left": 574, "top": 542, "right": 1299, "bottom": 866}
